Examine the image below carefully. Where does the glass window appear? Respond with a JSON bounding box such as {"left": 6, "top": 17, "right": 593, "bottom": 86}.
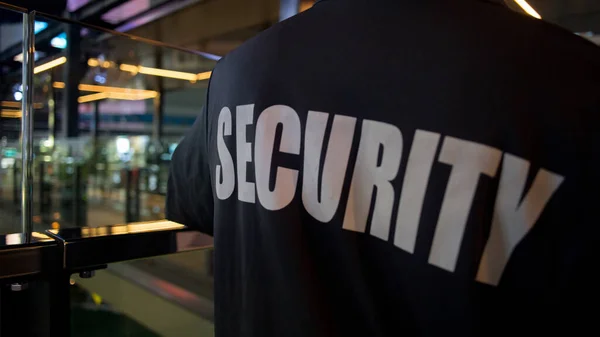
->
{"left": 31, "top": 12, "right": 216, "bottom": 230}
{"left": 0, "top": 6, "right": 25, "bottom": 234}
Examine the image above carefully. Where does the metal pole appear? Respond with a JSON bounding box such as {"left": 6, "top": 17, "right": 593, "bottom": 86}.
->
{"left": 133, "top": 169, "right": 140, "bottom": 222}
{"left": 125, "top": 168, "right": 132, "bottom": 223}
{"left": 62, "top": 22, "right": 81, "bottom": 138}
{"left": 39, "top": 161, "right": 44, "bottom": 215}
{"left": 48, "top": 73, "right": 57, "bottom": 152}
{"left": 152, "top": 45, "right": 164, "bottom": 143}
{"left": 13, "top": 163, "right": 19, "bottom": 207}
{"left": 73, "top": 164, "right": 81, "bottom": 226}
{"left": 21, "top": 11, "right": 35, "bottom": 237}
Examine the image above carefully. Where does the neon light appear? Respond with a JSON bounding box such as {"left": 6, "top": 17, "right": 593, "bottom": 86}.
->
{"left": 514, "top": 0, "right": 541, "bottom": 19}
{"left": 50, "top": 32, "right": 68, "bottom": 49}
{"left": 34, "top": 57, "right": 67, "bottom": 74}
{"left": 34, "top": 21, "right": 48, "bottom": 34}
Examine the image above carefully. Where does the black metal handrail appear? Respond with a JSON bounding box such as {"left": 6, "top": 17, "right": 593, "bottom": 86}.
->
{"left": 0, "top": 221, "right": 213, "bottom": 337}
{"left": 0, "top": 232, "right": 56, "bottom": 282}
{"left": 0, "top": 1, "right": 27, "bottom": 13}
{"left": 46, "top": 220, "right": 212, "bottom": 271}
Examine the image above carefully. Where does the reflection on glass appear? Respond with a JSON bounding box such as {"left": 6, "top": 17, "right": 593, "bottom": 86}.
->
{"left": 70, "top": 248, "right": 215, "bottom": 337}
{"left": 27, "top": 12, "right": 216, "bottom": 231}
{"left": 0, "top": 6, "right": 24, "bottom": 234}
{"left": 49, "top": 220, "right": 185, "bottom": 238}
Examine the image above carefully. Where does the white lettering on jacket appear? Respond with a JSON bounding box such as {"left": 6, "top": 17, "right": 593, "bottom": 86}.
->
{"left": 214, "top": 104, "right": 565, "bottom": 286}
{"left": 303, "top": 111, "right": 356, "bottom": 222}
{"left": 215, "top": 107, "right": 235, "bottom": 200}
{"left": 255, "top": 105, "right": 301, "bottom": 211}
{"left": 236, "top": 104, "right": 256, "bottom": 203}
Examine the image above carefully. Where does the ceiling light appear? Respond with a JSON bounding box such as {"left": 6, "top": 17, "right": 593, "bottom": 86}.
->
{"left": 34, "top": 57, "right": 67, "bottom": 74}
{"left": 105, "top": 92, "right": 157, "bottom": 100}
{"left": 1, "top": 101, "right": 43, "bottom": 109}
{"left": 1, "top": 110, "right": 22, "bottom": 118}
{"left": 78, "top": 92, "right": 108, "bottom": 104}
{"left": 77, "top": 83, "right": 157, "bottom": 96}
{"left": 53, "top": 82, "right": 158, "bottom": 98}
{"left": 50, "top": 32, "right": 67, "bottom": 49}
{"left": 120, "top": 63, "right": 198, "bottom": 81}
{"left": 14, "top": 51, "right": 44, "bottom": 63}
{"left": 514, "top": 0, "right": 541, "bottom": 19}
{"left": 119, "top": 64, "right": 139, "bottom": 74}
{"left": 116, "top": 137, "right": 130, "bottom": 154}
{"left": 34, "top": 21, "right": 49, "bottom": 34}
{"left": 93, "top": 58, "right": 212, "bottom": 82}
{"left": 1, "top": 101, "right": 21, "bottom": 108}
{"left": 197, "top": 71, "right": 212, "bottom": 81}
{"left": 77, "top": 91, "right": 156, "bottom": 104}
{"left": 53, "top": 81, "right": 159, "bottom": 103}
{"left": 88, "top": 58, "right": 115, "bottom": 68}
{"left": 77, "top": 90, "right": 158, "bottom": 104}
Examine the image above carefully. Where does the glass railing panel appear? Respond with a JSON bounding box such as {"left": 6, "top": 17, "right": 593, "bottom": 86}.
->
{"left": 70, "top": 249, "right": 215, "bottom": 337}
{"left": 24, "top": 13, "right": 218, "bottom": 335}
{"left": 30, "top": 12, "right": 217, "bottom": 231}
{"left": 0, "top": 5, "right": 26, "bottom": 234}
{"left": 44, "top": 222, "right": 214, "bottom": 337}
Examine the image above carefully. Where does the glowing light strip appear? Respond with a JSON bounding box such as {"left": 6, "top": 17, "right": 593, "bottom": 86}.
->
{"left": 78, "top": 83, "right": 157, "bottom": 96}
{"left": 119, "top": 64, "right": 138, "bottom": 73}
{"left": 120, "top": 63, "right": 198, "bottom": 81}
{"left": 1, "top": 101, "right": 20, "bottom": 108}
{"left": 87, "top": 58, "right": 115, "bottom": 69}
{"left": 1, "top": 110, "right": 22, "bottom": 118}
{"left": 126, "top": 220, "right": 185, "bottom": 233}
{"left": 514, "top": 0, "right": 541, "bottom": 19}
{"left": 77, "top": 91, "right": 157, "bottom": 104}
{"left": 138, "top": 66, "right": 198, "bottom": 81}
{"left": 78, "top": 92, "right": 108, "bottom": 103}
{"left": 53, "top": 82, "right": 158, "bottom": 96}
{"left": 34, "top": 56, "right": 67, "bottom": 74}
{"left": 1, "top": 101, "right": 44, "bottom": 109}
{"left": 31, "top": 232, "right": 51, "bottom": 240}
{"left": 197, "top": 71, "right": 212, "bottom": 81}
{"left": 53, "top": 79, "right": 160, "bottom": 103}
{"left": 89, "top": 58, "right": 212, "bottom": 82}
{"left": 105, "top": 92, "right": 158, "bottom": 100}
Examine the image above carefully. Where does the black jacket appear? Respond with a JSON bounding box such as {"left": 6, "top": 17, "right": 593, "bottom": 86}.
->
{"left": 167, "top": 0, "right": 600, "bottom": 335}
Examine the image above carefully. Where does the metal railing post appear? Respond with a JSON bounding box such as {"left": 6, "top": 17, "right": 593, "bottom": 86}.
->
{"left": 20, "top": 11, "right": 35, "bottom": 237}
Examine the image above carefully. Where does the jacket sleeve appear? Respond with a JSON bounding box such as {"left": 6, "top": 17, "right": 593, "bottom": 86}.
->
{"left": 166, "top": 102, "right": 214, "bottom": 236}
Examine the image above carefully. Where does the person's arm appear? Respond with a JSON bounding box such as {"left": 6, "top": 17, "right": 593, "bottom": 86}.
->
{"left": 166, "top": 102, "right": 214, "bottom": 235}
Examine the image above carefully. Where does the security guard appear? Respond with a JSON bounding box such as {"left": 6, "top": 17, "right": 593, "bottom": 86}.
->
{"left": 167, "top": 0, "right": 600, "bottom": 335}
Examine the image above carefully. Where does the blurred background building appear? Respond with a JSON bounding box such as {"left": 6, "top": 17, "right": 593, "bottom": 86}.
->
{"left": 0, "top": 0, "right": 597, "bottom": 336}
